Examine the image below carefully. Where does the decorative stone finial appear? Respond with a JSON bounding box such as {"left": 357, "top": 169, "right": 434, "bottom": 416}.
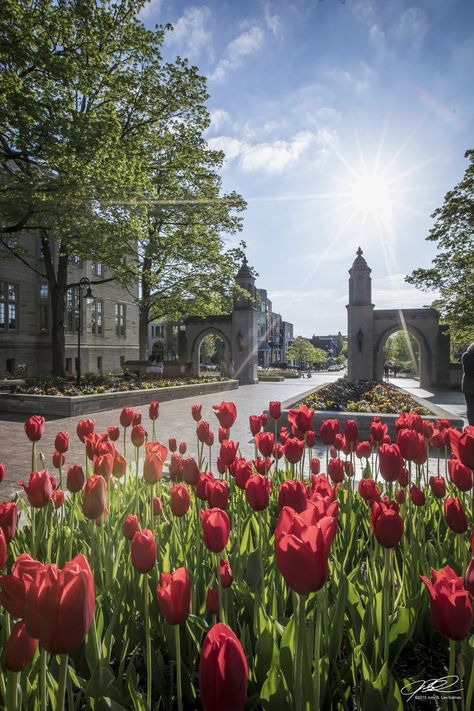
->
{"left": 357, "top": 247, "right": 363, "bottom": 257}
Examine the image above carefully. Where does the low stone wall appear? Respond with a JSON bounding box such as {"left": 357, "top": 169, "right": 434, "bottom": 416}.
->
{"left": 0, "top": 379, "right": 239, "bottom": 417}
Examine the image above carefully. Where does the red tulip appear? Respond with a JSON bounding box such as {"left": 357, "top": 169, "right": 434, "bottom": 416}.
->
{"left": 93, "top": 453, "right": 114, "bottom": 479}
{"left": 82, "top": 475, "right": 107, "bottom": 520}
{"left": 309, "top": 474, "right": 336, "bottom": 502}
{"left": 397, "top": 428, "right": 422, "bottom": 461}
{"left": 273, "top": 443, "right": 284, "bottom": 460}
{"left": 120, "top": 407, "right": 134, "bottom": 428}
{"left": 0, "top": 529, "right": 6, "bottom": 569}
{"left": 143, "top": 442, "right": 167, "bottom": 485}
{"left": 320, "top": 419, "right": 339, "bottom": 446}
{"left": 356, "top": 441, "right": 372, "bottom": 459}
{"left": 196, "top": 471, "right": 214, "bottom": 501}
{"left": 156, "top": 567, "right": 191, "bottom": 625}
{"left": 52, "top": 451, "right": 65, "bottom": 470}
{"left": 245, "top": 475, "right": 272, "bottom": 511}
{"left": 107, "top": 426, "right": 120, "bottom": 442}
{"left": 284, "top": 437, "right": 304, "bottom": 464}
{"left": 197, "top": 420, "right": 210, "bottom": 443}
{"left": 231, "top": 458, "right": 253, "bottom": 490}
{"left": 0, "top": 462, "right": 4, "bottom": 483}
{"left": 169, "top": 453, "right": 183, "bottom": 481}
{"left": 278, "top": 480, "right": 308, "bottom": 512}
{"left": 327, "top": 458, "right": 344, "bottom": 484}
{"left": 168, "top": 437, "right": 177, "bottom": 452}
{"left": 379, "top": 444, "right": 403, "bottom": 482}
{"left": 52, "top": 490, "right": 64, "bottom": 509}
{"left": 131, "top": 424, "right": 146, "bottom": 448}
{"left": 0, "top": 502, "right": 18, "bottom": 543}
{"left": 153, "top": 496, "right": 163, "bottom": 516}
{"left": 219, "top": 559, "right": 233, "bottom": 588}
{"left": 218, "top": 427, "right": 228, "bottom": 444}
{"left": 409, "top": 485, "right": 425, "bottom": 507}
{"left": 421, "top": 566, "right": 473, "bottom": 641}
{"left": 398, "top": 467, "right": 409, "bottom": 487}
{"left": 206, "top": 587, "right": 219, "bottom": 615}
{"left": 309, "top": 458, "right": 320, "bottom": 475}
{"left": 396, "top": 488, "right": 406, "bottom": 504}
{"left": 200, "top": 623, "right": 248, "bottom": 711}
{"left": 24, "top": 415, "right": 45, "bottom": 442}
{"left": 430, "top": 430, "right": 444, "bottom": 449}
{"left": 191, "top": 404, "right": 202, "bottom": 422}
{"left": 179, "top": 442, "right": 187, "bottom": 455}
{"left": 183, "top": 457, "right": 200, "bottom": 486}
{"left": 201, "top": 509, "right": 230, "bottom": 552}
{"left": 149, "top": 401, "right": 160, "bottom": 420}
{"left": 444, "top": 497, "right": 468, "bottom": 534}
{"left": 370, "top": 418, "right": 387, "bottom": 443}
{"left": 219, "top": 440, "right": 239, "bottom": 467}
{"left": 54, "top": 431, "right": 70, "bottom": 454}
{"left": 255, "top": 431, "right": 274, "bottom": 457}
{"left": 279, "top": 426, "right": 289, "bottom": 445}
{"left": 207, "top": 480, "right": 229, "bottom": 510}
{"left": 274, "top": 507, "right": 336, "bottom": 594}
{"left": 269, "top": 401, "right": 281, "bottom": 420}
{"left": 358, "top": 478, "right": 380, "bottom": 504}
{"left": 252, "top": 456, "right": 272, "bottom": 475}
{"left": 205, "top": 431, "right": 215, "bottom": 447}
{"left": 288, "top": 404, "right": 314, "bottom": 435}
{"left": 370, "top": 499, "right": 404, "bottom": 548}
{"left": 344, "top": 419, "right": 359, "bottom": 444}
{"left": 132, "top": 412, "right": 142, "bottom": 426}
{"left": 448, "top": 458, "right": 473, "bottom": 492}
{"left": 249, "top": 415, "right": 262, "bottom": 436}
{"left": 429, "top": 476, "right": 446, "bottom": 499}
{"left": 303, "top": 431, "right": 315, "bottom": 448}
{"left": 170, "top": 483, "right": 191, "bottom": 517}
{"left": 0, "top": 554, "right": 45, "bottom": 618}
{"left": 76, "top": 419, "right": 95, "bottom": 443}
{"left": 213, "top": 402, "right": 237, "bottom": 429}
{"left": 113, "top": 452, "right": 127, "bottom": 478}
{"left": 2, "top": 620, "right": 37, "bottom": 672}
{"left": 131, "top": 530, "right": 156, "bottom": 573}
{"left": 450, "top": 426, "right": 474, "bottom": 470}
{"left": 464, "top": 558, "right": 474, "bottom": 598}
{"left": 19, "top": 471, "right": 53, "bottom": 508}
{"left": 123, "top": 514, "right": 140, "bottom": 541}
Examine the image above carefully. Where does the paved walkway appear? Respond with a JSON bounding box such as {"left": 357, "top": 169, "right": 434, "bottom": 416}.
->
{"left": 388, "top": 376, "right": 468, "bottom": 424}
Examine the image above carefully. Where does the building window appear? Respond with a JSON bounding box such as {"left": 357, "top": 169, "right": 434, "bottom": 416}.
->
{"left": 92, "top": 262, "right": 104, "bottom": 277}
{"left": 6, "top": 358, "right": 15, "bottom": 374}
{"left": 38, "top": 283, "right": 49, "bottom": 334}
{"left": 115, "top": 303, "right": 126, "bottom": 336}
{"left": 151, "top": 324, "right": 164, "bottom": 338}
{"left": 70, "top": 255, "right": 82, "bottom": 267}
{"left": 66, "top": 287, "right": 80, "bottom": 334}
{"left": 66, "top": 358, "right": 72, "bottom": 374}
{"left": 0, "top": 282, "right": 18, "bottom": 331}
{"left": 97, "top": 356, "right": 102, "bottom": 373}
{"left": 91, "top": 299, "right": 103, "bottom": 336}
{"left": 120, "top": 355, "right": 125, "bottom": 367}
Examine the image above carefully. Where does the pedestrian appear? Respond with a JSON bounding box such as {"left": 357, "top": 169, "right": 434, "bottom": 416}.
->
{"left": 383, "top": 364, "right": 389, "bottom": 381}
{"left": 461, "top": 341, "right": 474, "bottom": 425}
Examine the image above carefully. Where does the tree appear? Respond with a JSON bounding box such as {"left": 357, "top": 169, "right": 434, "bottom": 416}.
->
{"left": 406, "top": 149, "right": 474, "bottom": 350}
{"left": 383, "top": 332, "right": 419, "bottom": 374}
{"left": 200, "top": 334, "right": 218, "bottom": 362}
{"left": 335, "top": 331, "right": 345, "bottom": 357}
{"left": 287, "top": 337, "right": 326, "bottom": 368}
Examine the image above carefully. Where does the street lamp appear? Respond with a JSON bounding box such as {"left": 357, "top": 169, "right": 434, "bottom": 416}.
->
{"left": 77, "top": 277, "right": 94, "bottom": 386}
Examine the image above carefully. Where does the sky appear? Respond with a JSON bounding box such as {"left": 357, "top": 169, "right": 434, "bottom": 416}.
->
{"left": 139, "top": 0, "right": 474, "bottom": 337}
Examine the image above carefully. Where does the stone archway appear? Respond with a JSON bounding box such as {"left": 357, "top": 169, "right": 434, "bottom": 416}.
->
{"left": 373, "top": 320, "right": 431, "bottom": 388}
{"left": 191, "top": 326, "right": 233, "bottom": 378}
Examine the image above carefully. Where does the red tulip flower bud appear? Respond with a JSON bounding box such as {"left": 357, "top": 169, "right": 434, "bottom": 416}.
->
{"left": 113, "top": 452, "right": 127, "bottom": 478}
{"left": 191, "top": 404, "right": 202, "bottom": 422}
{"left": 356, "top": 441, "right": 372, "bottom": 459}
{"left": 153, "top": 496, "right": 163, "bottom": 516}
{"left": 327, "top": 458, "right": 345, "bottom": 484}
{"left": 107, "top": 426, "right": 120, "bottom": 442}
{"left": 245, "top": 475, "right": 272, "bottom": 511}
{"left": 430, "top": 430, "right": 444, "bottom": 449}
{"left": 409, "top": 485, "right": 426, "bottom": 507}
{"left": 132, "top": 412, "right": 142, "bottom": 426}
{"left": 205, "top": 431, "right": 214, "bottom": 447}
{"left": 24, "top": 415, "right": 45, "bottom": 442}
{"left": 212, "top": 401, "right": 237, "bottom": 429}
{"left": 93, "top": 453, "right": 114, "bottom": 479}
{"left": 179, "top": 442, "right": 187, "bottom": 455}
{"left": 19, "top": 471, "right": 53, "bottom": 508}
{"left": 396, "top": 488, "right": 406, "bottom": 504}
{"left": 397, "top": 428, "right": 422, "bottom": 461}
{"left": 358, "top": 478, "right": 380, "bottom": 504}
{"left": 279, "top": 426, "right": 289, "bottom": 445}
{"left": 269, "top": 401, "right": 281, "bottom": 420}
{"left": 123, "top": 514, "right": 140, "bottom": 541}
{"left": 219, "top": 558, "right": 233, "bottom": 588}
{"left": 170, "top": 484, "right": 190, "bottom": 517}
{"left": 143, "top": 442, "right": 167, "bottom": 485}
{"left": 320, "top": 419, "right": 339, "bottom": 446}
{"left": 378, "top": 444, "right": 403, "bottom": 482}
{"left": 449, "top": 427, "right": 474, "bottom": 470}
{"left": 310, "top": 458, "right": 321, "bottom": 475}
{"left": 156, "top": 567, "right": 191, "bottom": 625}
{"left": 429, "top": 476, "right": 446, "bottom": 499}
{"left": 52, "top": 451, "right": 65, "bottom": 470}
{"left": 344, "top": 419, "right": 359, "bottom": 444}
{"left": 0, "top": 528, "right": 7, "bottom": 569}
{"left": 82, "top": 475, "right": 107, "bottom": 520}
{"left": 249, "top": 415, "right": 262, "bottom": 436}
{"left": 255, "top": 431, "right": 274, "bottom": 457}
{"left": 200, "top": 508, "right": 230, "bottom": 552}
{"left": 182, "top": 457, "right": 199, "bottom": 485}
{"left": 149, "top": 401, "right": 160, "bottom": 421}
{"left": 448, "top": 458, "right": 473, "bottom": 492}
{"left": 260, "top": 413, "right": 268, "bottom": 427}
{"left": 54, "top": 431, "right": 70, "bottom": 454}
{"left": 344, "top": 460, "right": 354, "bottom": 477}
{"left": 131, "top": 424, "right": 146, "bottom": 448}
{"left": 284, "top": 437, "right": 304, "bottom": 464}
{"left": 398, "top": 467, "right": 409, "bottom": 487}
{"left": 76, "top": 419, "right": 95, "bottom": 443}
{"left": 421, "top": 566, "right": 473, "bottom": 640}
{"left": 273, "top": 444, "right": 284, "bottom": 460}
{"left": 444, "top": 497, "right": 468, "bottom": 534}
{"left": 197, "top": 420, "right": 210, "bottom": 443}
{"left": 52, "top": 490, "right": 64, "bottom": 509}
{"left": 219, "top": 440, "right": 239, "bottom": 467}
{"left": 465, "top": 558, "right": 474, "bottom": 598}
{"left": 370, "top": 499, "right": 404, "bottom": 548}
{"left": 169, "top": 453, "right": 183, "bottom": 481}
{"left": 231, "top": 458, "right": 252, "bottom": 490}
{"left": 278, "top": 479, "right": 308, "bottom": 513}
{"left": 131, "top": 529, "right": 156, "bottom": 573}
{"left": 206, "top": 587, "right": 219, "bottom": 615}
{"left": 120, "top": 407, "right": 134, "bottom": 428}
{"left": 168, "top": 437, "right": 177, "bottom": 452}
{"left": 370, "top": 418, "right": 387, "bottom": 443}
{"left": 0, "top": 502, "right": 18, "bottom": 542}
{"left": 334, "top": 434, "right": 345, "bottom": 451}
{"left": 196, "top": 471, "right": 214, "bottom": 501}
{"left": 199, "top": 623, "right": 248, "bottom": 711}
{"left": 2, "top": 621, "right": 37, "bottom": 672}
{"left": 305, "top": 430, "right": 316, "bottom": 448}
{"left": 207, "top": 480, "right": 229, "bottom": 510}
{"left": 218, "top": 427, "right": 229, "bottom": 444}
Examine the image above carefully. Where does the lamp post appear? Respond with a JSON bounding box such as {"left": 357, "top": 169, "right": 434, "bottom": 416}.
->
{"left": 77, "top": 277, "right": 95, "bottom": 386}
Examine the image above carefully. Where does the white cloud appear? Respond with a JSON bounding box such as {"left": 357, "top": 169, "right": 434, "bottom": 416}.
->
{"left": 392, "top": 6, "right": 428, "bottom": 51}
{"left": 263, "top": 1, "right": 282, "bottom": 36}
{"left": 208, "top": 130, "right": 332, "bottom": 174}
{"left": 209, "top": 25, "right": 264, "bottom": 82}
{"left": 138, "top": 0, "right": 162, "bottom": 20}
{"left": 369, "top": 24, "right": 386, "bottom": 53}
{"left": 373, "top": 274, "right": 435, "bottom": 309}
{"left": 323, "top": 62, "right": 374, "bottom": 94}
{"left": 208, "top": 109, "right": 232, "bottom": 132}
{"left": 167, "top": 6, "right": 213, "bottom": 60}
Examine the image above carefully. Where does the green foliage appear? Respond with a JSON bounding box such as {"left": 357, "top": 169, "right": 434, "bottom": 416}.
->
{"left": 383, "top": 332, "right": 419, "bottom": 375}
{"left": 287, "top": 337, "right": 327, "bottom": 367}
{"left": 406, "top": 149, "right": 474, "bottom": 349}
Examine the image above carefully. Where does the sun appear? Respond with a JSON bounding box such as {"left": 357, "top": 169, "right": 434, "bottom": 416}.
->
{"left": 349, "top": 172, "right": 393, "bottom": 223}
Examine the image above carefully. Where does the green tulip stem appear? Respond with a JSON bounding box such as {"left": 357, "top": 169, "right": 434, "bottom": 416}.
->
{"left": 465, "top": 644, "right": 474, "bottom": 711}
{"left": 135, "top": 446, "right": 140, "bottom": 513}
{"left": 68, "top": 494, "right": 76, "bottom": 562}
{"left": 216, "top": 554, "right": 224, "bottom": 621}
{"left": 143, "top": 576, "right": 152, "bottom": 708}
{"left": 313, "top": 591, "right": 322, "bottom": 710}
{"left": 32, "top": 441, "right": 36, "bottom": 472}
{"left": 152, "top": 420, "right": 156, "bottom": 442}
{"left": 40, "top": 648, "right": 48, "bottom": 711}
{"left": 174, "top": 625, "right": 183, "bottom": 711}
{"left": 258, "top": 512, "right": 265, "bottom": 604}
{"left": 56, "top": 654, "right": 69, "bottom": 711}
{"left": 123, "top": 428, "right": 127, "bottom": 462}
{"left": 5, "top": 672, "right": 17, "bottom": 711}
{"left": 294, "top": 593, "right": 307, "bottom": 711}
{"left": 383, "top": 547, "right": 392, "bottom": 665}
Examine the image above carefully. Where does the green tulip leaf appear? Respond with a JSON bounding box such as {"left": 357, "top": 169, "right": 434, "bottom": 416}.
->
{"left": 260, "top": 667, "right": 292, "bottom": 710}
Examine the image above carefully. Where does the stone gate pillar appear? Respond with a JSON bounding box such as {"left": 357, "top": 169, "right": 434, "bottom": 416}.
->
{"left": 232, "top": 258, "right": 258, "bottom": 385}
{"left": 346, "top": 248, "right": 375, "bottom": 381}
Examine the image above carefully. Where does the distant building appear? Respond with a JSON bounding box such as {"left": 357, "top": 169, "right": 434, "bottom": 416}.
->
{"left": 282, "top": 321, "right": 294, "bottom": 364}
{"left": 148, "top": 319, "right": 180, "bottom": 362}
{"left": 0, "top": 237, "right": 139, "bottom": 377}
{"left": 310, "top": 333, "right": 347, "bottom": 361}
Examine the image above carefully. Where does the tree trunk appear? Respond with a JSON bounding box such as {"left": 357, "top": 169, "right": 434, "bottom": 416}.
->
{"left": 42, "top": 233, "right": 68, "bottom": 377}
{"left": 139, "top": 305, "right": 150, "bottom": 361}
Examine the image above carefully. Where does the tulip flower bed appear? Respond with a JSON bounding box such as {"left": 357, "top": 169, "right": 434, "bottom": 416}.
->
{"left": 0, "top": 402, "right": 474, "bottom": 710}
{"left": 303, "top": 378, "right": 432, "bottom": 415}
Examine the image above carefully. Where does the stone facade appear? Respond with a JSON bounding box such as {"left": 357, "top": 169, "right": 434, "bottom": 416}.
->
{"left": 0, "top": 236, "right": 139, "bottom": 377}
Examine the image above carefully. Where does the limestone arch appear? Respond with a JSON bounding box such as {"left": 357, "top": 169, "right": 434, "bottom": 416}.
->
{"left": 373, "top": 322, "right": 431, "bottom": 388}
{"left": 191, "top": 327, "right": 233, "bottom": 377}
